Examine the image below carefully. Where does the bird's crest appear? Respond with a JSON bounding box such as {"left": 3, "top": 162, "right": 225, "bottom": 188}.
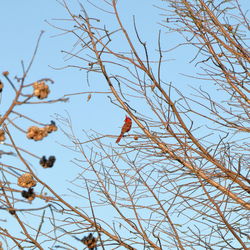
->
{"left": 125, "top": 116, "right": 131, "bottom": 122}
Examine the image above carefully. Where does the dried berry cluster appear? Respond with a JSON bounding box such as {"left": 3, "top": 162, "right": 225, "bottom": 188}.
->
{"left": 27, "top": 121, "right": 57, "bottom": 141}
{"left": 26, "top": 126, "right": 48, "bottom": 141}
{"left": 81, "top": 233, "right": 97, "bottom": 250}
{"left": 40, "top": 155, "right": 56, "bottom": 168}
{"left": 21, "top": 188, "right": 35, "bottom": 201}
{"left": 0, "top": 129, "right": 5, "bottom": 142}
{"left": 33, "top": 81, "right": 50, "bottom": 99}
{"left": 18, "top": 173, "right": 37, "bottom": 188}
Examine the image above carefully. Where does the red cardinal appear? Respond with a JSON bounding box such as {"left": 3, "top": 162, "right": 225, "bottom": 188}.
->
{"left": 116, "top": 116, "right": 132, "bottom": 143}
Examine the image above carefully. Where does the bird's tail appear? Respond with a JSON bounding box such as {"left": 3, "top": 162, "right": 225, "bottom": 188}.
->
{"left": 116, "top": 133, "right": 123, "bottom": 143}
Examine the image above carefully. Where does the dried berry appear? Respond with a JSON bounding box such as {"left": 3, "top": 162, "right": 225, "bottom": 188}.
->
{"left": 47, "top": 156, "right": 56, "bottom": 167}
{"left": 27, "top": 123, "right": 57, "bottom": 141}
{"left": 40, "top": 156, "right": 47, "bottom": 167}
{"left": 45, "top": 121, "right": 57, "bottom": 133}
{"left": 134, "top": 135, "right": 139, "bottom": 140}
{"left": 21, "top": 188, "right": 35, "bottom": 201}
{"left": 81, "top": 233, "right": 97, "bottom": 249}
{"left": 26, "top": 126, "right": 49, "bottom": 141}
{"left": 40, "top": 155, "right": 56, "bottom": 168}
{"left": 33, "top": 81, "right": 50, "bottom": 99}
{"left": 2, "top": 71, "right": 9, "bottom": 76}
{"left": 18, "top": 173, "right": 37, "bottom": 188}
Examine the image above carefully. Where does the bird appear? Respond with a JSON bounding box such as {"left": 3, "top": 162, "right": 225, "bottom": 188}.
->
{"left": 116, "top": 116, "right": 132, "bottom": 143}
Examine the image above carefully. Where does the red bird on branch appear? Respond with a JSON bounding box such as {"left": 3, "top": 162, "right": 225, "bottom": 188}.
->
{"left": 116, "top": 116, "right": 132, "bottom": 143}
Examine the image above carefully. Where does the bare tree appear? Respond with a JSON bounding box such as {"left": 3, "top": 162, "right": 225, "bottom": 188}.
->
{"left": 1, "top": 0, "right": 249, "bottom": 249}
